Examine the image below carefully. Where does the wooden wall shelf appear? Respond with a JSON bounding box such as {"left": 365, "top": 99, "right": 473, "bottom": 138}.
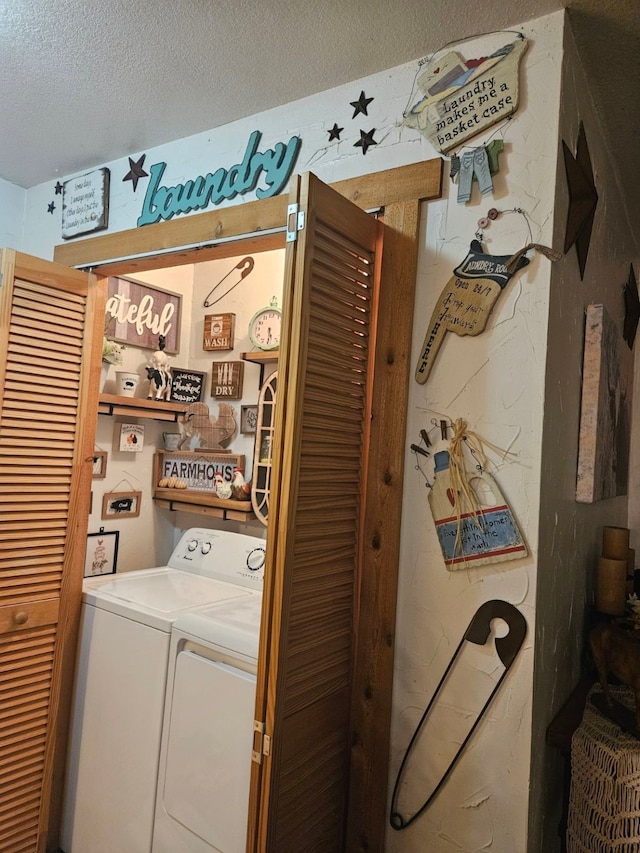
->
{"left": 98, "top": 393, "right": 188, "bottom": 422}
{"left": 154, "top": 489, "right": 254, "bottom": 522}
{"left": 241, "top": 351, "right": 279, "bottom": 386}
{"left": 240, "top": 350, "right": 279, "bottom": 364}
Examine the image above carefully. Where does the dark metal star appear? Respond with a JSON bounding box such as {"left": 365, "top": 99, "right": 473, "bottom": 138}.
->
{"left": 123, "top": 154, "right": 149, "bottom": 192}
{"left": 562, "top": 122, "right": 598, "bottom": 280}
{"left": 354, "top": 128, "right": 377, "bottom": 155}
{"left": 350, "top": 91, "right": 374, "bottom": 118}
{"left": 47, "top": 201, "right": 55, "bottom": 214}
{"left": 54, "top": 181, "right": 63, "bottom": 195}
{"left": 328, "top": 123, "right": 343, "bottom": 141}
{"left": 623, "top": 264, "right": 640, "bottom": 349}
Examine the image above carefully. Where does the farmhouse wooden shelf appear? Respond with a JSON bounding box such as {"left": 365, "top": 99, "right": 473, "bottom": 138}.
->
{"left": 240, "top": 350, "right": 279, "bottom": 364}
{"left": 153, "top": 489, "right": 254, "bottom": 522}
{"left": 241, "top": 351, "right": 279, "bottom": 386}
{"left": 98, "top": 393, "right": 188, "bottom": 422}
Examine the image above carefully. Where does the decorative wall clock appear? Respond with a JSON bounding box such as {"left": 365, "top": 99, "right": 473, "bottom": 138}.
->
{"left": 248, "top": 296, "right": 281, "bottom": 351}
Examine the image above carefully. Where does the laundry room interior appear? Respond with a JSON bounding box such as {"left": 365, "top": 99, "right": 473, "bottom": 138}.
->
{"left": 93, "top": 248, "right": 286, "bottom": 569}
{"left": 2, "top": 4, "right": 640, "bottom": 853}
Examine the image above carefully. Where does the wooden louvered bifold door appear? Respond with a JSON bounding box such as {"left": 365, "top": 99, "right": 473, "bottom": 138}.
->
{"left": 249, "top": 174, "right": 382, "bottom": 852}
{"left": 0, "top": 250, "right": 103, "bottom": 853}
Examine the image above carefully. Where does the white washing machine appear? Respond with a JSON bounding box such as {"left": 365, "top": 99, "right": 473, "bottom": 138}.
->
{"left": 152, "top": 589, "right": 264, "bottom": 852}
{"left": 60, "top": 527, "right": 265, "bottom": 853}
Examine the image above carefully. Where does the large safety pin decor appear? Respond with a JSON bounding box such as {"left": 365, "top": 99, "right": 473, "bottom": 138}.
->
{"left": 390, "top": 600, "right": 526, "bottom": 830}
{"left": 203, "top": 256, "right": 255, "bottom": 307}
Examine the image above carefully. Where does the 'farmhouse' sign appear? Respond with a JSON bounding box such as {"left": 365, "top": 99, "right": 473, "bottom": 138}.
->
{"left": 156, "top": 451, "right": 244, "bottom": 491}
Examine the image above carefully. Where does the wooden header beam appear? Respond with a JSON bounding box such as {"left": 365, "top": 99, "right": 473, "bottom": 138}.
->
{"left": 53, "top": 160, "right": 443, "bottom": 271}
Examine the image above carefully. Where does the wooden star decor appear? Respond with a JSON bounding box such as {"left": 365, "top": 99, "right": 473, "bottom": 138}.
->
{"left": 350, "top": 90, "right": 374, "bottom": 118}
{"left": 54, "top": 181, "right": 63, "bottom": 195}
{"left": 47, "top": 201, "right": 55, "bottom": 214}
{"left": 562, "top": 122, "right": 598, "bottom": 280}
{"left": 328, "top": 123, "right": 343, "bottom": 141}
{"left": 623, "top": 264, "right": 640, "bottom": 349}
{"left": 123, "top": 154, "right": 149, "bottom": 192}
{"left": 354, "top": 128, "right": 377, "bottom": 155}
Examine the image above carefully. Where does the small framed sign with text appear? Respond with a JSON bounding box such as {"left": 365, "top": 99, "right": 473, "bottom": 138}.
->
{"left": 62, "top": 168, "right": 110, "bottom": 240}
{"left": 169, "top": 368, "right": 206, "bottom": 404}
{"left": 203, "top": 313, "right": 235, "bottom": 351}
{"left": 211, "top": 361, "right": 244, "bottom": 399}
{"left": 105, "top": 276, "right": 181, "bottom": 353}
{"left": 102, "top": 491, "right": 142, "bottom": 520}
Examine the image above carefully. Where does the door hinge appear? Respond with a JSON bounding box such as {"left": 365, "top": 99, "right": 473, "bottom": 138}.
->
{"left": 0, "top": 273, "right": 3, "bottom": 288}
{"left": 286, "top": 203, "right": 305, "bottom": 242}
{"left": 252, "top": 719, "right": 272, "bottom": 765}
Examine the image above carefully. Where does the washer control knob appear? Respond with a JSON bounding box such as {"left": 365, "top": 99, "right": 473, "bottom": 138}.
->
{"left": 200, "top": 541, "right": 212, "bottom": 555}
{"left": 187, "top": 539, "right": 198, "bottom": 552}
{"left": 247, "top": 547, "right": 265, "bottom": 572}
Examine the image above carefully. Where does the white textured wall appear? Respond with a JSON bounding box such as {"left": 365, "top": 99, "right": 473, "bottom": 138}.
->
{"left": 0, "top": 176, "right": 25, "bottom": 249}
{"left": 530, "top": 17, "right": 640, "bottom": 852}
{"left": 387, "top": 17, "right": 563, "bottom": 853}
{"left": 21, "top": 11, "right": 574, "bottom": 850}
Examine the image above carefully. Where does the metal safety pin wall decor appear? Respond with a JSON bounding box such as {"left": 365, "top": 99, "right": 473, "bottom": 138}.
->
{"left": 390, "top": 600, "right": 526, "bottom": 831}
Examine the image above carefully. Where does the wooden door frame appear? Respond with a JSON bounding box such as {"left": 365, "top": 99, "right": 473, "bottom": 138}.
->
{"left": 53, "top": 159, "right": 443, "bottom": 851}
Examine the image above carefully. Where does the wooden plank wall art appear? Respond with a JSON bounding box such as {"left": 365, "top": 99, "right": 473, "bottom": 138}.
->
{"left": 211, "top": 360, "right": 244, "bottom": 399}
{"left": 105, "top": 275, "right": 181, "bottom": 353}
{"left": 203, "top": 312, "right": 235, "bottom": 350}
{"left": 182, "top": 402, "right": 237, "bottom": 451}
{"left": 576, "top": 304, "right": 632, "bottom": 503}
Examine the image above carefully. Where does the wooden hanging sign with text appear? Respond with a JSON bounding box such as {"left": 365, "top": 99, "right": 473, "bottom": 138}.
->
{"left": 211, "top": 361, "right": 244, "bottom": 399}
{"left": 203, "top": 313, "right": 235, "bottom": 351}
{"left": 415, "top": 240, "right": 529, "bottom": 384}
{"left": 405, "top": 37, "right": 527, "bottom": 153}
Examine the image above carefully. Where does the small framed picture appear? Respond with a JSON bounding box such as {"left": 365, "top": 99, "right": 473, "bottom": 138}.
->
{"left": 102, "top": 490, "right": 142, "bottom": 520}
{"left": 241, "top": 405, "right": 258, "bottom": 434}
{"left": 92, "top": 450, "right": 108, "bottom": 479}
{"left": 84, "top": 528, "right": 119, "bottom": 577}
{"left": 119, "top": 423, "right": 145, "bottom": 452}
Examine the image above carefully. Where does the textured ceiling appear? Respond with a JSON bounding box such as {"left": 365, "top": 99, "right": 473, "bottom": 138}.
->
{"left": 0, "top": 0, "right": 638, "bottom": 229}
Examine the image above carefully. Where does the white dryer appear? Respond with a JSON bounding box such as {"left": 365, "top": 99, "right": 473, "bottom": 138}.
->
{"left": 152, "top": 590, "right": 264, "bottom": 852}
{"left": 61, "top": 528, "right": 265, "bottom": 853}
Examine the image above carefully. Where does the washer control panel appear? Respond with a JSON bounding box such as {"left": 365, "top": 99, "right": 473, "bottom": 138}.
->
{"left": 169, "top": 528, "right": 266, "bottom": 589}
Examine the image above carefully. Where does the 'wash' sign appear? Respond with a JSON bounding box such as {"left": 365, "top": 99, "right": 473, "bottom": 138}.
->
{"left": 137, "top": 130, "right": 301, "bottom": 227}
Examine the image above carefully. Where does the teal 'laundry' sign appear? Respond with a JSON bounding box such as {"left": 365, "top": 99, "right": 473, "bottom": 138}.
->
{"left": 137, "top": 130, "right": 302, "bottom": 227}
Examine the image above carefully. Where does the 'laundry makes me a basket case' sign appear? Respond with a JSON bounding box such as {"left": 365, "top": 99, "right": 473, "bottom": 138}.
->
{"left": 404, "top": 37, "right": 527, "bottom": 153}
